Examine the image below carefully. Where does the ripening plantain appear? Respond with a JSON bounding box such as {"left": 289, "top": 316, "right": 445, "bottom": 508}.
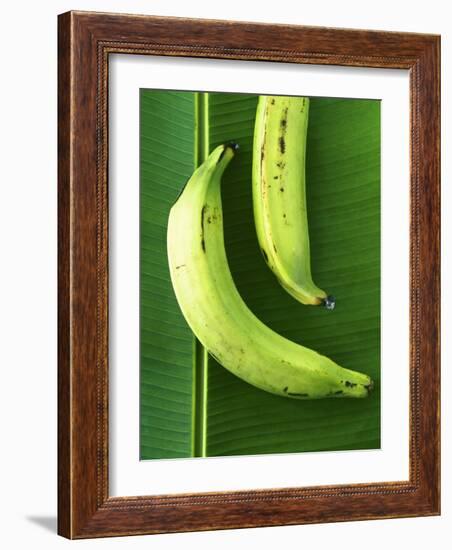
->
{"left": 167, "top": 144, "right": 373, "bottom": 399}
{"left": 253, "top": 95, "right": 335, "bottom": 309}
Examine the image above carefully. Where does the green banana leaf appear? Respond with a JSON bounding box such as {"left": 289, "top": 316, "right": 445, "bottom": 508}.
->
{"left": 140, "top": 89, "right": 380, "bottom": 459}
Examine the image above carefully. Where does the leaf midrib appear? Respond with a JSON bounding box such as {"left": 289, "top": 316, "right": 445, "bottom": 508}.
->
{"left": 192, "top": 92, "right": 210, "bottom": 458}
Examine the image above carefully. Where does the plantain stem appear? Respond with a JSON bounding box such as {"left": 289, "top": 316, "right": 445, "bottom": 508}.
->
{"left": 192, "top": 92, "right": 210, "bottom": 457}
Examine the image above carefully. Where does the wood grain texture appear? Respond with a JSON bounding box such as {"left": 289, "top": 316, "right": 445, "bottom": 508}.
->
{"left": 57, "top": 11, "right": 71, "bottom": 538}
{"left": 58, "top": 10, "right": 440, "bottom": 539}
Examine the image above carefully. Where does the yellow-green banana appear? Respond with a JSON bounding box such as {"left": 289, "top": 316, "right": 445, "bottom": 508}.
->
{"left": 253, "top": 95, "right": 335, "bottom": 309}
{"left": 167, "top": 144, "right": 373, "bottom": 399}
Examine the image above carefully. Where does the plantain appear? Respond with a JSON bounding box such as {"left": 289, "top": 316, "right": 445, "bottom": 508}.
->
{"left": 167, "top": 144, "right": 372, "bottom": 399}
{"left": 253, "top": 95, "right": 335, "bottom": 309}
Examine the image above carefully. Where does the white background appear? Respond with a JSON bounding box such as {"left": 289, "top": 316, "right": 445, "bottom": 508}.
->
{"left": 0, "top": 0, "right": 449, "bottom": 548}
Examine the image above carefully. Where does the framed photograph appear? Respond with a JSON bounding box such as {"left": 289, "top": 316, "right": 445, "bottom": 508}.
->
{"left": 58, "top": 11, "right": 440, "bottom": 538}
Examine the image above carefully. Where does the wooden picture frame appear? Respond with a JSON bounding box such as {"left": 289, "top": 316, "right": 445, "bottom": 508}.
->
{"left": 58, "top": 10, "right": 440, "bottom": 539}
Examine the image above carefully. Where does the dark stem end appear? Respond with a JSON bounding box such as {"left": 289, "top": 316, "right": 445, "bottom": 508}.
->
{"left": 227, "top": 141, "right": 240, "bottom": 152}
{"left": 323, "top": 295, "right": 336, "bottom": 310}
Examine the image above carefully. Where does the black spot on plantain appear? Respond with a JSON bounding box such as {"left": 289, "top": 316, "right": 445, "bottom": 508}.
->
{"left": 273, "top": 244, "right": 277, "bottom": 253}
{"left": 280, "top": 187, "right": 284, "bottom": 192}
{"left": 278, "top": 136, "right": 286, "bottom": 154}
{"left": 334, "top": 390, "right": 344, "bottom": 395}
{"left": 270, "top": 98, "right": 275, "bottom": 105}
{"left": 200, "top": 205, "right": 207, "bottom": 252}
{"left": 280, "top": 110, "right": 288, "bottom": 138}
{"left": 283, "top": 387, "right": 288, "bottom": 393}
{"left": 273, "top": 176, "right": 278, "bottom": 180}
{"left": 201, "top": 205, "right": 207, "bottom": 229}
{"left": 288, "top": 392, "right": 309, "bottom": 397}
{"left": 345, "top": 381, "right": 357, "bottom": 388}
{"left": 261, "top": 248, "right": 269, "bottom": 263}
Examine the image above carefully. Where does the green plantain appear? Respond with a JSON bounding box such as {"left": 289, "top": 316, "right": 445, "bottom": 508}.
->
{"left": 167, "top": 144, "right": 372, "bottom": 399}
{"left": 253, "top": 95, "right": 335, "bottom": 309}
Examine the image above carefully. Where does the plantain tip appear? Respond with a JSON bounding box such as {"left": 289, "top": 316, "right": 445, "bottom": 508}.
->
{"left": 217, "top": 142, "right": 239, "bottom": 164}
{"left": 323, "top": 295, "right": 336, "bottom": 310}
{"left": 227, "top": 141, "right": 240, "bottom": 152}
{"left": 365, "top": 379, "right": 375, "bottom": 394}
